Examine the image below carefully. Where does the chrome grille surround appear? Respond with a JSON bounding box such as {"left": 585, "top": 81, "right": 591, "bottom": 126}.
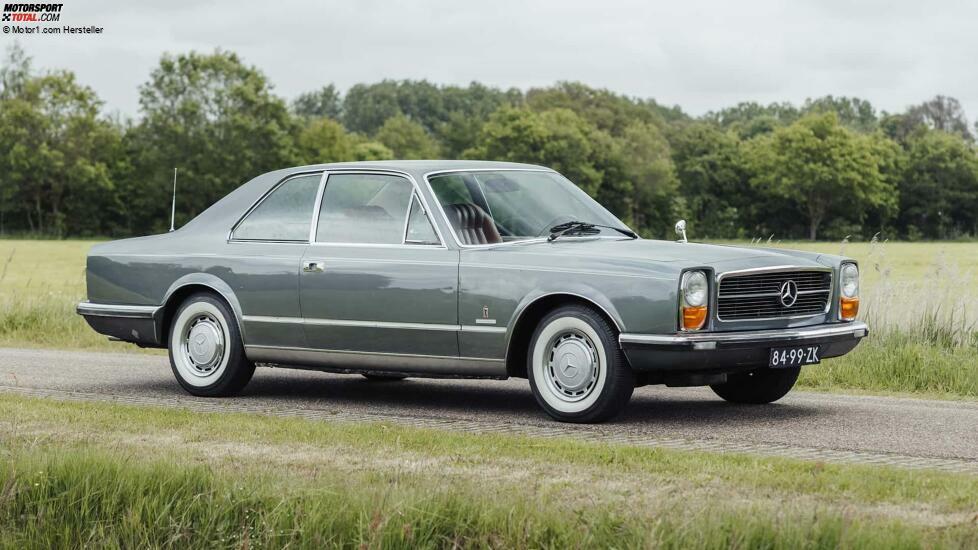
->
{"left": 716, "top": 266, "right": 833, "bottom": 322}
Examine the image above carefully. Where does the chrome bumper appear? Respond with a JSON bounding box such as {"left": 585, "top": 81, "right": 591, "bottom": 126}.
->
{"left": 618, "top": 321, "right": 868, "bottom": 372}
{"left": 76, "top": 302, "right": 163, "bottom": 347}
{"left": 76, "top": 301, "right": 159, "bottom": 319}
{"left": 620, "top": 321, "right": 868, "bottom": 350}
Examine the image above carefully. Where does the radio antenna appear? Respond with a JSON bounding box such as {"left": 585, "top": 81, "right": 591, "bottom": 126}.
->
{"left": 169, "top": 168, "right": 178, "bottom": 232}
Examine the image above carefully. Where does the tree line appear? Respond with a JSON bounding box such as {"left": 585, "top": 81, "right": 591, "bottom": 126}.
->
{"left": 1, "top": 45, "right": 977, "bottom": 241}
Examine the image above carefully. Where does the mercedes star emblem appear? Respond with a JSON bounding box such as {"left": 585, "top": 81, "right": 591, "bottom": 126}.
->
{"left": 779, "top": 280, "right": 799, "bottom": 307}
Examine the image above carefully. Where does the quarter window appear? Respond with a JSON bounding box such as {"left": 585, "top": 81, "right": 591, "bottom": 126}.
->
{"left": 405, "top": 195, "right": 439, "bottom": 245}
{"left": 232, "top": 173, "right": 321, "bottom": 241}
{"left": 316, "top": 174, "right": 413, "bottom": 244}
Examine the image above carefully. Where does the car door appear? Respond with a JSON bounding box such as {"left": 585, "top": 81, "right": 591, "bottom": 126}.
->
{"left": 226, "top": 171, "right": 322, "bottom": 350}
{"left": 299, "top": 171, "right": 460, "bottom": 359}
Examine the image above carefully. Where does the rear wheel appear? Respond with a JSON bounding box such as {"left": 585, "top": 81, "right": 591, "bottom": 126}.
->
{"left": 168, "top": 292, "right": 255, "bottom": 397}
{"left": 527, "top": 305, "right": 634, "bottom": 423}
{"left": 710, "top": 367, "right": 800, "bottom": 404}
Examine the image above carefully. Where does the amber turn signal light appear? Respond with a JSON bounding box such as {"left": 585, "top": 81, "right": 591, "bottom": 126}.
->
{"left": 682, "top": 305, "right": 707, "bottom": 330}
{"left": 840, "top": 297, "right": 859, "bottom": 320}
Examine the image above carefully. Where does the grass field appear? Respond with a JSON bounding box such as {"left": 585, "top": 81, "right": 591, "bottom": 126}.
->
{"left": 0, "top": 393, "right": 976, "bottom": 548}
{"left": 0, "top": 238, "right": 976, "bottom": 397}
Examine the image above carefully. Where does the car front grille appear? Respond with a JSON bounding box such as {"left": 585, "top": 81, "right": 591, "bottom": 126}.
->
{"left": 717, "top": 269, "right": 832, "bottom": 321}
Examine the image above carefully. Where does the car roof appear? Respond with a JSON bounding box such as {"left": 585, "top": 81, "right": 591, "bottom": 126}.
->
{"left": 178, "top": 160, "right": 552, "bottom": 235}
{"left": 286, "top": 159, "right": 549, "bottom": 176}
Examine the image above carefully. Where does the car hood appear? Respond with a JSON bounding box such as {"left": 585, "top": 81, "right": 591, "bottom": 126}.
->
{"left": 505, "top": 238, "right": 830, "bottom": 273}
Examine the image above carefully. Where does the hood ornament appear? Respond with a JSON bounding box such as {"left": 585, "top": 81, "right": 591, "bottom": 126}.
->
{"left": 675, "top": 219, "right": 688, "bottom": 244}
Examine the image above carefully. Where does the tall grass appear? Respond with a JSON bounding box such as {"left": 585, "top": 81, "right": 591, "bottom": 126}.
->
{"left": 1, "top": 444, "right": 976, "bottom": 548}
{"left": 797, "top": 238, "right": 978, "bottom": 397}
{"left": 854, "top": 237, "right": 977, "bottom": 347}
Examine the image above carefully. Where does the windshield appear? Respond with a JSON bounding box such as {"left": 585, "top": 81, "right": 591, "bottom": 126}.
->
{"left": 427, "top": 170, "right": 628, "bottom": 245}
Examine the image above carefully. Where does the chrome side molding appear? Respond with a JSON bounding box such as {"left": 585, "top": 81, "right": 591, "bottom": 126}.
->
{"left": 245, "top": 345, "right": 507, "bottom": 377}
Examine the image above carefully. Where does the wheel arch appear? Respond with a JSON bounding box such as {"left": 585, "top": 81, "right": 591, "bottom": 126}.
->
{"left": 157, "top": 274, "right": 245, "bottom": 347}
{"left": 504, "top": 291, "right": 624, "bottom": 378}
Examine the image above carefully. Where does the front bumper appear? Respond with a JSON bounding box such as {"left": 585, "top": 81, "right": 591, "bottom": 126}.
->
{"left": 619, "top": 321, "right": 868, "bottom": 372}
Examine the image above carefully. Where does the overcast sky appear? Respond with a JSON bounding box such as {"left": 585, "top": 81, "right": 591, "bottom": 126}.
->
{"left": 7, "top": 0, "right": 977, "bottom": 124}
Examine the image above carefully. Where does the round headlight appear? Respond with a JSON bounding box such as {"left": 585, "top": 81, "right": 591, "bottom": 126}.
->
{"left": 682, "top": 271, "right": 709, "bottom": 307}
{"left": 841, "top": 264, "right": 859, "bottom": 298}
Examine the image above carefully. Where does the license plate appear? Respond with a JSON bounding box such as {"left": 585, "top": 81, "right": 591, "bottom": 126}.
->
{"left": 768, "top": 345, "right": 821, "bottom": 368}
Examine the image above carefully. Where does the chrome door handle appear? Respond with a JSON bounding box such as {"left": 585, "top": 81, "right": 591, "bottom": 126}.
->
{"left": 302, "top": 260, "right": 326, "bottom": 273}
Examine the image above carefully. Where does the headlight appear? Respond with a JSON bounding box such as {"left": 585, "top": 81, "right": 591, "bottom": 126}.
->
{"left": 680, "top": 270, "right": 709, "bottom": 330}
{"left": 839, "top": 263, "right": 859, "bottom": 320}
{"left": 682, "top": 271, "right": 708, "bottom": 307}
{"left": 841, "top": 263, "right": 859, "bottom": 298}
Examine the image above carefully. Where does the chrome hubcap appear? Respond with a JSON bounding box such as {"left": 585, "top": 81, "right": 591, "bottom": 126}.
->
{"left": 182, "top": 314, "right": 225, "bottom": 376}
{"left": 546, "top": 330, "right": 599, "bottom": 401}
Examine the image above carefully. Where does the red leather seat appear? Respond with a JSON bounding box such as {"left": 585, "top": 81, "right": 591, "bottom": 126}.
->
{"left": 444, "top": 204, "right": 503, "bottom": 245}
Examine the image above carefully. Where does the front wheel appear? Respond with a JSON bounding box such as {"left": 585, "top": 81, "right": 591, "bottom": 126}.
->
{"left": 710, "top": 367, "right": 800, "bottom": 404}
{"left": 168, "top": 292, "right": 255, "bottom": 397}
{"left": 527, "top": 305, "right": 634, "bottom": 423}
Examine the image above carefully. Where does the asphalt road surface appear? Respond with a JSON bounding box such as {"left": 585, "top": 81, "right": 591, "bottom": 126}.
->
{"left": 2, "top": 347, "right": 977, "bottom": 473}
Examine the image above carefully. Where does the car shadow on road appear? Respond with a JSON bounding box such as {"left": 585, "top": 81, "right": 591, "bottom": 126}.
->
{"left": 109, "top": 368, "right": 823, "bottom": 427}
{"left": 246, "top": 370, "right": 821, "bottom": 426}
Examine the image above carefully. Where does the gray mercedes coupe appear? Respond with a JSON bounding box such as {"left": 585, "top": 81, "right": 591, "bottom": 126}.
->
{"left": 78, "top": 161, "right": 867, "bottom": 422}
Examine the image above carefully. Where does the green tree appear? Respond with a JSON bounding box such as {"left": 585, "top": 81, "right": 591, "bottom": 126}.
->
{"left": 374, "top": 113, "right": 441, "bottom": 159}
{"left": 882, "top": 96, "right": 974, "bottom": 145}
{"left": 467, "top": 107, "right": 608, "bottom": 196}
{"left": 0, "top": 43, "right": 31, "bottom": 100}
{"left": 292, "top": 85, "right": 342, "bottom": 120}
{"left": 296, "top": 117, "right": 355, "bottom": 164}
{"left": 352, "top": 141, "right": 394, "bottom": 161}
{"left": 342, "top": 80, "right": 519, "bottom": 155}
{"left": 0, "top": 53, "right": 121, "bottom": 236}
{"left": 128, "top": 50, "right": 298, "bottom": 232}
{"left": 671, "top": 122, "right": 749, "bottom": 238}
{"left": 905, "top": 96, "right": 973, "bottom": 141}
{"left": 342, "top": 80, "right": 412, "bottom": 135}
{"left": 744, "top": 113, "right": 895, "bottom": 240}
{"left": 707, "top": 101, "right": 799, "bottom": 139}
{"left": 802, "top": 96, "right": 877, "bottom": 133}
{"left": 617, "top": 122, "right": 679, "bottom": 237}
{"left": 898, "top": 130, "right": 978, "bottom": 238}
{"left": 525, "top": 82, "right": 679, "bottom": 137}
{"left": 435, "top": 83, "right": 522, "bottom": 157}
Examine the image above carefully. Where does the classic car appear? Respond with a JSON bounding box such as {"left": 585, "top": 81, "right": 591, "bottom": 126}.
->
{"left": 78, "top": 160, "right": 868, "bottom": 423}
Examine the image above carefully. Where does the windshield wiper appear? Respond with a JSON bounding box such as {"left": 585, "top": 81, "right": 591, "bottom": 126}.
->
{"left": 548, "top": 221, "right": 638, "bottom": 242}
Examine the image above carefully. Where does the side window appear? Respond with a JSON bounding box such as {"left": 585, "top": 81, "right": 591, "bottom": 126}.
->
{"left": 233, "top": 173, "right": 321, "bottom": 241}
{"left": 316, "top": 174, "right": 413, "bottom": 244}
{"left": 405, "top": 195, "right": 439, "bottom": 245}
{"left": 429, "top": 173, "right": 474, "bottom": 205}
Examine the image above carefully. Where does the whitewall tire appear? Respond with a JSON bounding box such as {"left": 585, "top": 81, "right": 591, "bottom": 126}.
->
{"left": 527, "top": 305, "right": 634, "bottom": 423}
{"left": 168, "top": 293, "right": 254, "bottom": 397}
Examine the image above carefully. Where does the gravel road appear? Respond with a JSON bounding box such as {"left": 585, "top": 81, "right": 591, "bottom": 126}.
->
{"left": 2, "top": 347, "right": 977, "bottom": 473}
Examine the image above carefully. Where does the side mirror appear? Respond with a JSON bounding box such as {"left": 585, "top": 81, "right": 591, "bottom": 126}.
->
{"left": 675, "top": 219, "right": 688, "bottom": 243}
